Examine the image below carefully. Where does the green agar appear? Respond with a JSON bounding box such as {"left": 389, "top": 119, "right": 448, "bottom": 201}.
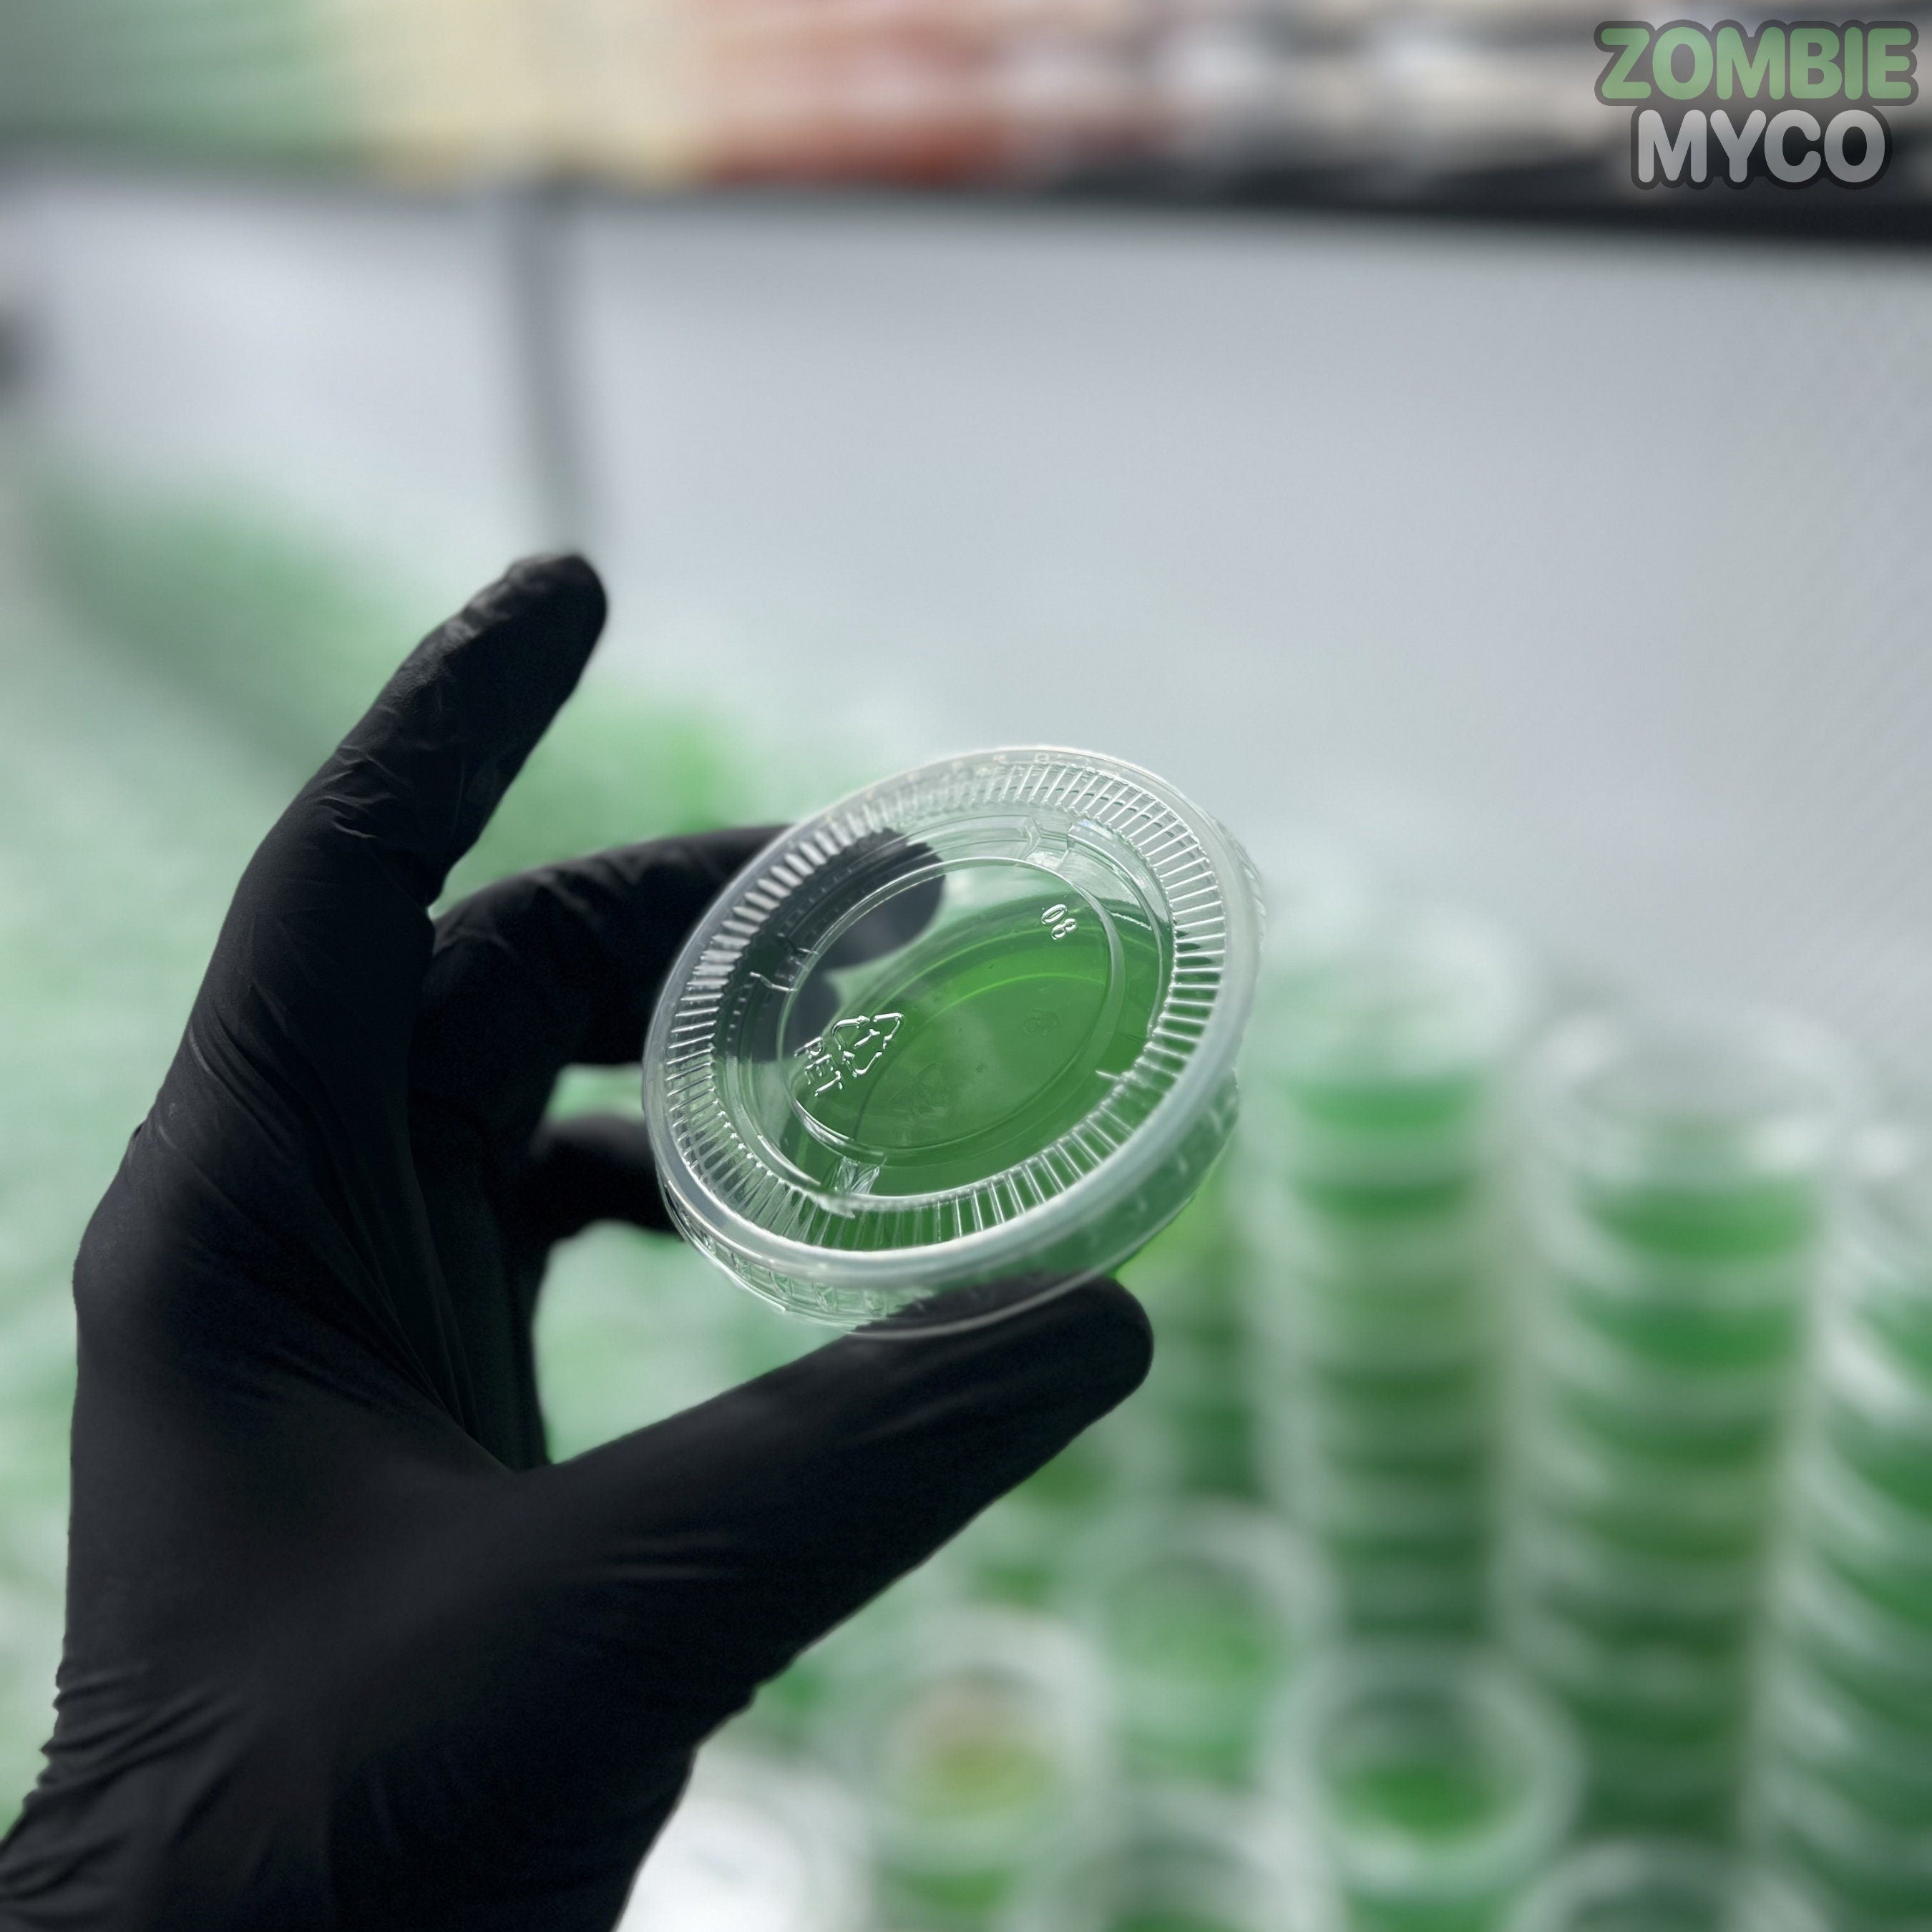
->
{"left": 879, "top": 1686, "right": 1071, "bottom": 1925}
{"left": 1284, "top": 1070, "right": 1490, "bottom": 1140}
{"left": 1264, "top": 1005, "right": 1503, "bottom": 1639}
{"left": 1328, "top": 1747, "right": 1520, "bottom": 1931}
{"left": 1574, "top": 1176, "right": 1822, "bottom": 1264}
{"left": 1532, "top": 1477, "right": 1765, "bottom": 1566}
{"left": 1554, "top": 1274, "right": 1799, "bottom": 1373}
{"left": 1542, "top": 1903, "right": 1721, "bottom": 1932}
{"left": 1346, "top": 1903, "right": 1498, "bottom": 1932}
{"left": 1547, "top": 1365, "right": 1782, "bottom": 1465}
{"left": 1289, "top": 1174, "right": 1484, "bottom": 1228}
{"left": 1334, "top": 1756, "right": 1512, "bottom": 1839}
{"left": 1112, "top": 1913, "right": 1245, "bottom": 1932}
{"left": 1327, "top": 1551, "right": 1490, "bottom": 1637}
{"left": 901, "top": 1729, "right": 1060, "bottom": 1821}
{"left": 776, "top": 874, "right": 1164, "bottom": 1209}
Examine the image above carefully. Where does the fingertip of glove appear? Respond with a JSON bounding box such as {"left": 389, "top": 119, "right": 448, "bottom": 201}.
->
{"left": 1043, "top": 1277, "right": 1153, "bottom": 1407}
{"left": 505, "top": 551, "right": 608, "bottom": 633}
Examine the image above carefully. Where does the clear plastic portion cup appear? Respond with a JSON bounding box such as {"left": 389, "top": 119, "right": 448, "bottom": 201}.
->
{"left": 644, "top": 748, "right": 1264, "bottom": 1331}
{"left": 829, "top": 1606, "right": 1111, "bottom": 1929}
{"left": 1525, "top": 1007, "right": 1859, "bottom": 1266}
{"left": 1274, "top": 1646, "right": 1581, "bottom": 1931}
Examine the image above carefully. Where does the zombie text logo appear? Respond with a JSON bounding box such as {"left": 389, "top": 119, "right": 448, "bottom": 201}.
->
{"left": 1596, "top": 19, "right": 1918, "bottom": 186}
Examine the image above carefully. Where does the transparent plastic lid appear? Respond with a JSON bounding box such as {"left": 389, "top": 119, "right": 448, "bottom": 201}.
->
{"left": 1274, "top": 1646, "right": 1582, "bottom": 1903}
{"left": 644, "top": 748, "right": 1263, "bottom": 1332}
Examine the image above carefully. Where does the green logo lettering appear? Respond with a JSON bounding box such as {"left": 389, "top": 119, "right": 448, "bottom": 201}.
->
{"left": 1597, "top": 21, "right": 1655, "bottom": 99}
{"left": 1714, "top": 23, "right": 1787, "bottom": 97}
{"left": 1654, "top": 23, "right": 1717, "bottom": 94}
{"left": 1790, "top": 24, "right": 1843, "bottom": 96}
{"left": 1867, "top": 21, "right": 1918, "bottom": 99}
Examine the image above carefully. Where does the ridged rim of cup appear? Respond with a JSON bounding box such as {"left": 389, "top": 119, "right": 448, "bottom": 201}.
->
{"left": 1754, "top": 1755, "right": 1932, "bottom": 1885}
{"left": 1776, "top": 1548, "right": 1932, "bottom": 1682}
{"left": 1791, "top": 1440, "right": 1932, "bottom": 1593}
{"left": 1759, "top": 1652, "right": 1932, "bottom": 1799}
{"left": 1495, "top": 1580, "right": 1750, "bottom": 1724}
{"left": 1506, "top": 1839, "right": 1828, "bottom": 1932}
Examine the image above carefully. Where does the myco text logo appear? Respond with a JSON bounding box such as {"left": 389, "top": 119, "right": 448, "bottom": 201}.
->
{"left": 1596, "top": 19, "right": 1918, "bottom": 186}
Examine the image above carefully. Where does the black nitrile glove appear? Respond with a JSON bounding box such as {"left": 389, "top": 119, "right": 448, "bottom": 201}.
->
{"left": 0, "top": 557, "right": 1151, "bottom": 1931}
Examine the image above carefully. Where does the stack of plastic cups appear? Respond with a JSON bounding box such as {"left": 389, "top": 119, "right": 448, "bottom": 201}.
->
{"left": 1243, "top": 908, "right": 1533, "bottom": 1637}
{"left": 1502, "top": 1007, "right": 1857, "bottom": 1838}
{"left": 1751, "top": 1117, "right": 1932, "bottom": 1926}
{"left": 999, "top": 1783, "right": 1304, "bottom": 1932}
{"left": 1056, "top": 1501, "right": 1333, "bottom": 1790}
{"left": 1275, "top": 1646, "right": 1581, "bottom": 1932}
{"left": 616, "top": 1746, "right": 872, "bottom": 1931}
{"left": 1507, "top": 1840, "right": 1826, "bottom": 1932}
{"left": 829, "top": 1606, "right": 1112, "bottom": 1929}
{"left": 1136, "top": 833, "right": 1379, "bottom": 1510}
{"left": 1128, "top": 1161, "right": 1265, "bottom": 1497}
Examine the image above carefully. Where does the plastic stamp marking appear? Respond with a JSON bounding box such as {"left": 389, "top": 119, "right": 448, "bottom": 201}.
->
{"left": 798, "top": 1013, "right": 904, "bottom": 1096}
{"left": 1043, "top": 904, "right": 1078, "bottom": 941}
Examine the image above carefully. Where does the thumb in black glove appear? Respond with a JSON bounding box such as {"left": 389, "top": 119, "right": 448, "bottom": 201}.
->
{"left": 0, "top": 556, "right": 1151, "bottom": 1931}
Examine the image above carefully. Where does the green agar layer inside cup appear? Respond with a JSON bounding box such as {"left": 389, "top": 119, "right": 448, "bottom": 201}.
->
{"left": 777, "top": 859, "right": 1164, "bottom": 1207}
{"left": 1111, "top": 1915, "right": 1246, "bottom": 1932}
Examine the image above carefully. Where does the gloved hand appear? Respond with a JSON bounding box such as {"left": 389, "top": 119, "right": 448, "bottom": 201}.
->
{"left": 0, "top": 557, "right": 1151, "bottom": 1931}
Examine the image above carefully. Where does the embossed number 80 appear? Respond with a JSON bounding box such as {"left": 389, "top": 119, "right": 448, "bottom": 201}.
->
{"left": 1042, "top": 902, "right": 1078, "bottom": 942}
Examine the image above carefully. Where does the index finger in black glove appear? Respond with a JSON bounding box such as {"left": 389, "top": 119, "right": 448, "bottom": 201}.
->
{"left": 147, "top": 555, "right": 609, "bottom": 1415}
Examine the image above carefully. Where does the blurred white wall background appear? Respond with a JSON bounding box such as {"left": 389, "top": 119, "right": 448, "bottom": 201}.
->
{"left": 9, "top": 165, "right": 1932, "bottom": 1088}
